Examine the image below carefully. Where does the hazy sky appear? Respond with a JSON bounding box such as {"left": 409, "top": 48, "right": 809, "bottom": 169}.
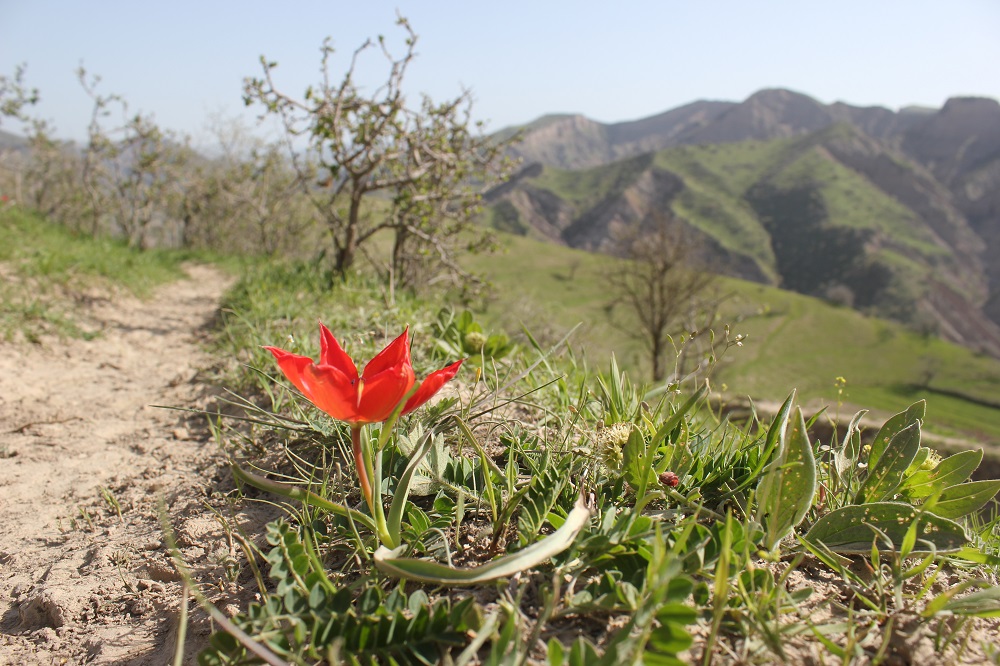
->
{"left": 2, "top": 0, "right": 999, "bottom": 145}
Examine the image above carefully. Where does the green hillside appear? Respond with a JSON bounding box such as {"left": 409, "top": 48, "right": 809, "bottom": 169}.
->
{"left": 474, "top": 232, "right": 1000, "bottom": 446}
{"left": 488, "top": 127, "right": 983, "bottom": 339}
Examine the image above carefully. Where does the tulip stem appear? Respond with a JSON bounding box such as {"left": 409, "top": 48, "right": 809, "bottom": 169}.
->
{"left": 352, "top": 426, "right": 374, "bottom": 512}
{"left": 353, "top": 425, "right": 397, "bottom": 548}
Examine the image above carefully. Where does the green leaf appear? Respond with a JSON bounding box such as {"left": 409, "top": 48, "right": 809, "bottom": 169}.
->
{"left": 388, "top": 427, "right": 444, "bottom": 541}
{"left": 623, "top": 427, "right": 654, "bottom": 496}
{"left": 548, "top": 638, "right": 565, "bottom": 666}
{"left": 902, "top": 449, "right": 983, "bottom": 498}
{"left": 375, "top": 497, "right": 591, "bottom": 585}
{"left": 762, "top": 391, "right": 795, "bottom": 464}
{"left": 869, "top": 400, "right": 924, "bottom": 470}
{"left": 834, "top": 409, "right": 867, "bottom": 477}
{"left": 804, "top": 502, "right": 967, "bottom": 554}
{"left": 950, "top": 547, "right": 1000, "bottom": 567}
{"left": 923, "top": 480, "right": 1000, "bottom": 519}
{"left": 650, "top": 383, "right": 708, "bottom": 447}
{"left": 757, "top": 406, "right": 816, "bottom": 550}
{"left": 518, "top": 465, "right": 568, "bottom": 547}
{"left": 857, "top": 422, "right": 921, "bottom": 503}
{"left": 942, "top": 587, "right": 1000, "bottom": 618}
{"left": 905, "top": 447, "right": 932, "bottom": 476}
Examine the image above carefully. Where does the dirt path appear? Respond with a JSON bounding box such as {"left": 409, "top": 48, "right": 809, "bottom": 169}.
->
{"left": 0, "top": 264, "right": 247, "bottom": 665}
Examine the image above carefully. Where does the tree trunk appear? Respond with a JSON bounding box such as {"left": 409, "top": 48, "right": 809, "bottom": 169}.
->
{"left": 651, "top": 335, "right": 664, "bottom": 382}
{"left": 335, "top": 193, "right": 362, "bottom": 273}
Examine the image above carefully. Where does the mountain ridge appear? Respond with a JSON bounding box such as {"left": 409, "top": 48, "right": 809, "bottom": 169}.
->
{"left": 488, "top": 89, "right": 1000, "bottom": 357}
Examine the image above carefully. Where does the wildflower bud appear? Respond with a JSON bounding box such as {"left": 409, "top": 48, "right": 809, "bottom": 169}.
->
{"left": 463, "top": 331, "right": 487, "bottom": 353}
{"left": 920, "top": 450, "right": 942, "bottom": 471}
{"left": 659, "top": 471, "right": 680, "bottom": 488}
{"left": 596, "top": 422, "right": 632, "bottom": 470}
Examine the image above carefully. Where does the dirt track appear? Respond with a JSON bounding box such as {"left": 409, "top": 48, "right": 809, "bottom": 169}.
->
{"left": 0, "top": 264, "right": 252, "bottom": 664}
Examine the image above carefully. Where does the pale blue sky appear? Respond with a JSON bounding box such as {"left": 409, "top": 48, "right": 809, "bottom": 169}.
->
{"left": 2, "top": 1, "right": 998, "bottom": 146}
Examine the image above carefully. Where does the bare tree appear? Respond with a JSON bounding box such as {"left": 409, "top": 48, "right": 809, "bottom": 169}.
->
{"left": 608, "top": 213, "right": 717, "bottom": 382}
{"left": 20, "top": 120, "right": 87, "bottom": 223}
{"left": 0, "top": 64, "right": 39, "bottom": 127}
{"left": 181, "top": 119, "right": 313, "bottom": 255}
{"left": 242, "top": 15, "right": 516, "bottom": 289}
{"left": 0, "top": 64, "right": 40, "bottom": 203}
{"left": 78, "top": 68, "right": 190, "bottom": 247}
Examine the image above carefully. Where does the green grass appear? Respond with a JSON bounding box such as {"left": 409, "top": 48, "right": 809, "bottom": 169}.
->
{"left": 530, "top": 152, "right": 653, "bottom": 210}
{"left": 717, "top": 282, "right": 1000, "bottom": 441}
{"left": 654, "top": 141, "right": 784, "bottom": 274}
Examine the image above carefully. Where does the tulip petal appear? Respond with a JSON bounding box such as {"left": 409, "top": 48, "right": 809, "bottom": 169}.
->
{"left": 318, "top": 322, "right": 358, "bottom": 381}
{"left": 302, "top": 363, "right": 360, "bottom": 423}
{"left": 263, "top": 346, "right": 314, "bottom": 396}
{"left": 358, "top": 362, "right": 416, "bottom": 424}
{"left": 264, "top": 346, "right": 360, "bottom": 423}
{"left": 403, "top": 359, "right": 464, "bottom": 414}
{"left": 362, "top": 328, "right": 411, "bottom": 380}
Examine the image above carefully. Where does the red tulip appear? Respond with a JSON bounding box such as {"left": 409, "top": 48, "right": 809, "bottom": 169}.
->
{"left": 265, "top": 323, "right": 462, "bottom": 510}
{"left": 265, "top": 323, "right": 463, "bottom": 427}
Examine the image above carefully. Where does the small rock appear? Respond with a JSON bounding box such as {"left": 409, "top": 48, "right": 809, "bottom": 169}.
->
{"left": 126, "top": 597, "right": 152, "bottom": 617}
{"left": 136, "top": 579, "right": 166, "bottom": 594}
{"left": 33, "top": 626, "right": 58, "bottom": 644}
{"left": 17, "top": 587, "right": 72, "bottom": 629}
{"left": 145, "top": 560, "right": 181, "bottom": 583}
{"left": 172, "top": 427, "right": 190, "bottom": 440}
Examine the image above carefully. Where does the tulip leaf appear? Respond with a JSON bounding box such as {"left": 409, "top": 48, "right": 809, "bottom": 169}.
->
{"left": 856, "top": 422, "right": 921, "bottom": 503}
{"left": 757, "top": 406, "right": 816, "bottom": 550}
{"left": 387, "top": 426, "right": 442, "bottom": 541}
{"left": 232, "top": 463, "right": 377, "bottom": 533}
{"left": 375, "top": 497, "right": 591, "bottom": 585}
{"left": 902, "top": 449, "right": 983, "bottom": 499}
{"left": 923, "top": 480, "right": 1000, "bottom": 519}
{"left": 804, "top": 502, "right": 967, "bottom": 554}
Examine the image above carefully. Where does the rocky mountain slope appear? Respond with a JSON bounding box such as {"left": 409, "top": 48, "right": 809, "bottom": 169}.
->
{"left": 489, "top": 90, "right": 1000, "bottom": 357}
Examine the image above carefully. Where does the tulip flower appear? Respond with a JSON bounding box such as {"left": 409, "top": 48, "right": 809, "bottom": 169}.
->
{"left": 264, "top": 324, "right": 462, "bottom": 519}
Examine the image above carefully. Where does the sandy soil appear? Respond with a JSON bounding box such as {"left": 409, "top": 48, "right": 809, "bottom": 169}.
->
{"left": 0, "top": 265, "right": 259, "bottom": 665}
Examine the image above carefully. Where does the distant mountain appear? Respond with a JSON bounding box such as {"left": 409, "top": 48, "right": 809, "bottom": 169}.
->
{"left": 0, "top": 129, "right": 28, "bottom": 151}
{"left": 488, "top": 90, "right": 1000, "bottom": 357}
{"left": 502, "top": 89, "right": 955, "bottom": 168}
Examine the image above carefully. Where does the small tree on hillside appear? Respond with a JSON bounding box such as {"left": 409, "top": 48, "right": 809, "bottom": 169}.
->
{"left": 242, "top": 15, "right": 517, "bottom": 290}
{"left": 608, "top": 213, "right": 717, "bottom": 382}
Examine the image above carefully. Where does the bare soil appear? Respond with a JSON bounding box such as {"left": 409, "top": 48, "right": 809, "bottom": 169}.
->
{"left": 0, "top": 265, "right": 265, "bottom": 665}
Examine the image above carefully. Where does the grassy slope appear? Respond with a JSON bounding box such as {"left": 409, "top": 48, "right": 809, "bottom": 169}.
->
{"left": 500, "top": 129, "right": 954, "bottom": 286}
{"left": 474, "top": 231, "right": 1000, "bottom": 445}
